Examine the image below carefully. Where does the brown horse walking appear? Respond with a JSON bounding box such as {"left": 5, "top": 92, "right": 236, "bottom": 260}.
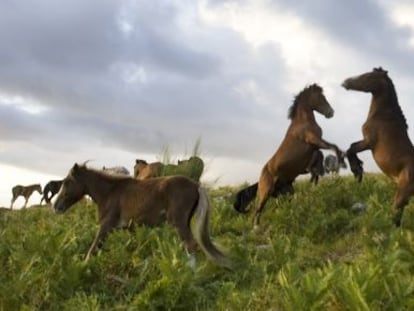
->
{"left": 342, "top": 67, "right": 414, "bottom": 226}
{"left": 236, "top": 84, "right": 344, "bottom": 226}
{"left": 53, "top": 163, "right": 229, "bottom": 267}
{"left": 10, "top": 184, "right": 42, "bottom": 209}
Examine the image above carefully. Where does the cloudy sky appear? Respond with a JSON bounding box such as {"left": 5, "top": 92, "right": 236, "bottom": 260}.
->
{"left": 1, "top": 0, "right": 414, "bottom": 207}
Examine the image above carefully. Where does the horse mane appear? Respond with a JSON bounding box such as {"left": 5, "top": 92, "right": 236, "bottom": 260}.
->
{"left": 74, "top": 164, "right": 130, "bottom": 181}
{"left": 288, "top": 83, "right": 323, "bottom": 119}
{"left": 382, "top": 71, "right": 408, "bottom": 130}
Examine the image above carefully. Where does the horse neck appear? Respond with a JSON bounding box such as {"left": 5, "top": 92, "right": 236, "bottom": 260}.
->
{"left": 79, "top": 169, "right": 116, "bottom": 206}
{"left": 292, "top": 102, "right": 316, "bottom": 124}
{"left": 368, "top": 85, "right": 405, "bottom": 126}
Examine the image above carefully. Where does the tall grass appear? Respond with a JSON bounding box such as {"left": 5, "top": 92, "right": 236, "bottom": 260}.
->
{"left": 1, "top": 174, "right": 414, "bottom": 310}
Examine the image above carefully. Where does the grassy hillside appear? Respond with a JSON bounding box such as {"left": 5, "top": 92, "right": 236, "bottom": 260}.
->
{"left": 1, "top": 174, "right": 414, "bottom": 310}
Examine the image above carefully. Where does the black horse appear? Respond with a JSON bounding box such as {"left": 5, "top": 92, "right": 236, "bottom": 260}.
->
{"left": 40, "top": 180, "right": 63, "bottom": 204}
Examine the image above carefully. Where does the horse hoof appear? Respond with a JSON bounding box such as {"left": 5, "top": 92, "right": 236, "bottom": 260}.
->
{"left": 187, "top": 254, "right": 197, "bottom": 270}
{"left": 351, "top": 202, "right": 366, "bottom": 214}
{"left": 392, "top": 214, "right": 402, "bottom": 227}
{"left": 394, "top": 218, "right": 401, "bottom": 227}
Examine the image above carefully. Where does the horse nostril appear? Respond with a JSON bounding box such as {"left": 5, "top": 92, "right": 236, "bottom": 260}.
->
{"left": 342, "top": 80, "right": 349, "bottom": 89}
{"left": 326, "top": 108, "right": 334, "bottom": 118}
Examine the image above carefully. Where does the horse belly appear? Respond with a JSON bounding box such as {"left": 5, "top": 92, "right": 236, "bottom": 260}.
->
{"left": 372, "top": 140, "right": 414, "bottom": 179}
{"left": 119, "top": 189, "right": 168, "bottom": 226}
{"left": 275, "top": 144, "right": 314, "bottom": 177}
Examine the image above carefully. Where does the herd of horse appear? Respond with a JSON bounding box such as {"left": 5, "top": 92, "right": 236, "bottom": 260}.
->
{"left": 7, "top": 67, "right": 414, "bottom": 267}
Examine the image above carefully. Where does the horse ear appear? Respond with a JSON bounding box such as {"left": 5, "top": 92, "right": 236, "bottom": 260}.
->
{"left": 73, "top": 163, "right": 80, "bottom": 172}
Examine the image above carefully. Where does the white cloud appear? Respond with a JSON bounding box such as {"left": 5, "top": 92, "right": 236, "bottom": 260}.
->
{"left": 1, "top": 0, "right": 414, "bottom": 207}
{"left": 391, "top": 1, "right": 414, "bottom": 46}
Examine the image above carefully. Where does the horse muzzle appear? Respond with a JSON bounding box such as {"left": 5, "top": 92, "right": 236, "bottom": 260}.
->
{"left": 53, "top": 201, "right": 68, "bottom": 214}
{"left": 325, "top": 108, "right": 334, "bottom": 119}
{"left": 342, "top": 79, "right": 352, "bottom": 90}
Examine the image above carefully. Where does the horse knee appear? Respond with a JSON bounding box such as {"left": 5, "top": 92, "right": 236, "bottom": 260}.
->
{"left": 175, "top": 223, "right": 197, "bottom": 251}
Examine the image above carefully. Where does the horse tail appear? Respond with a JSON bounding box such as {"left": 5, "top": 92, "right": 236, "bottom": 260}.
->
{"left": 192, "top": 187, "right": 231, "bottom": 268}
{"left": 233, "top": 183, "right": 258, "bottom": 213}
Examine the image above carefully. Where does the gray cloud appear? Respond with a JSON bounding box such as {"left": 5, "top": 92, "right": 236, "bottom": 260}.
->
{"left": 0, "top": 0, "right": 414, "bottom": 199}
{"left": 0, "top": 0, "right": 292, "bottom": 178}
{"left": 271, "top": 0, "right": 414, "bottom": 73}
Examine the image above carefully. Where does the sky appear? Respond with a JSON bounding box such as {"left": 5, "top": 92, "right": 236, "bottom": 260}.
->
{"left": 1, "top": 0, "right": 414, "bottom": 208}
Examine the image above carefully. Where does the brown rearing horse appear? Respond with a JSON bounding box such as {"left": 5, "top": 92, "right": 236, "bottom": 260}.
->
{"left": 53, "top": 163, "right": 230, "bottom": 267}
{"left": 342, "top": 67, "right": 414, "bottom": 226}
{"left": 10, "top": 184, "right": 42, "bottom": 209}
{"left": 241, "top": 84, "right": 344, "bottom": 227}
{"left": 234, "top": 149, "right": 325, "bottom": 214}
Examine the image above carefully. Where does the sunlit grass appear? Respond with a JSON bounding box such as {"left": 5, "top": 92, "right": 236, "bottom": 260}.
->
{"left": 1, "top": 174, "right": 414, "bottom": 310}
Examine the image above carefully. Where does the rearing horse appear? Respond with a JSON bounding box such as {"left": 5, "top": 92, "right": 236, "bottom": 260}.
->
{"left": 240, "top": 84, "right": 344, "bottom": 226}
{"left": 342, "top": 67, "right": 414, "bottom": 226}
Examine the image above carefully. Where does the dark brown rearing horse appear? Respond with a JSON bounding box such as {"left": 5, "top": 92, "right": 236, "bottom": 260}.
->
{"left": 234, "top": 149, "right": 325, "bottom": 214}
{"left": 235, "top": 84, "right": 344, "bottom": 226}
{"left": 342, "top": 67, "right": 414, "bottom": 226}
{"left": 53, "top": 163, "right": 229, "bottom": 267}
{"left": 10, "top": 184, "right": 42, "bottom": 209}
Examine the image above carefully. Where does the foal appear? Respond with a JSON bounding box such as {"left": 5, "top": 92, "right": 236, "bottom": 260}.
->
{"left": 10, "top": 184, "right": 42, "bottom": 209}
{"left": 54, "top": 163, "right": 230, "bottom": 267}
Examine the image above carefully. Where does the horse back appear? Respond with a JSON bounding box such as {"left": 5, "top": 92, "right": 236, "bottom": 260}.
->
{"left": 117, "top": 176, "right": 199, "bottom": 226}
{"left": 12, "top": 185, "right": 23, "bottom": 196}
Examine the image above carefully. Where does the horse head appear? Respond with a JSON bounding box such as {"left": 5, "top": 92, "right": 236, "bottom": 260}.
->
{"left": 53, "top": 163, "right": 87, "bottom": 213}
{"left": 342, "top": 67, "right": 389, "bottom": 93}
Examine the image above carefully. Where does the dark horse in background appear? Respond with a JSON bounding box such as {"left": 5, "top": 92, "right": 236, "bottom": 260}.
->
{"left": 10, "top": 184, "right": 42, "bottom": 209}
{"left": 54, "top": 163, "right": 230, "bottom": 267}
{"left": 40, "top": 180, "right": 63, "bottom": 204}
{"left": 234, "top": 84, "right": 344, "bottom": 226}
{"left": 324, "top": 154, "right": 347, "bottom": 175}
{"left": 343, "top": 67, "right": 414, "bottom": 226}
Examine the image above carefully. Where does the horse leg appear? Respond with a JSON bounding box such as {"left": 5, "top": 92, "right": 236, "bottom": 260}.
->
{"left": 23, "top": 196, "right": 29, "bottom": 209}
{"left": 85, "top": 214, "right": 118, "bottom": 261}
{"left": 310, "top": 173, "right": 318, "bottom": 185}
{"left": 392, "top": 179, "right": 414, "bottom": 227}
{"left": 10, "top": 196, "right": 17, "bottom": 210}
{"left": 169, "top": 208, "right": 198, "bottom": 254}
{"left": 346, "top": 140, "right": 370, "bottom": 182}
{"left": 304, "top": 133, "right": 345, "bottom": 163}
{"left": 253, "top": 169, "right": 274, "bottom": 227}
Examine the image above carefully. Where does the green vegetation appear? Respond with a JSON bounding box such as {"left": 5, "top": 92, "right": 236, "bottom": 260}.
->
{"left": 1, "top": 174, "right": 414, "bottom": 310}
